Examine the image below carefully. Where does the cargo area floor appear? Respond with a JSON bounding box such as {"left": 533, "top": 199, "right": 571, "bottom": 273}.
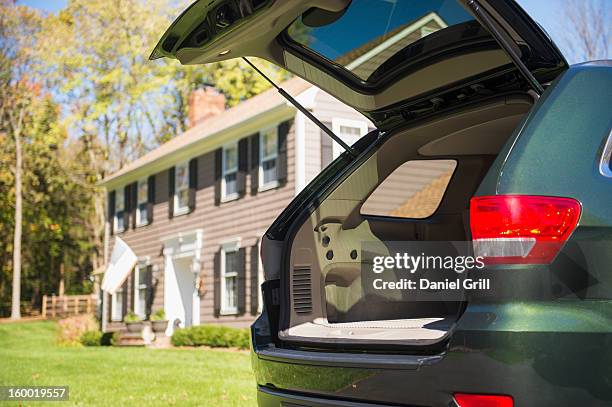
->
{"left": 280, "top": 316, "right": 454, "bottom": 346}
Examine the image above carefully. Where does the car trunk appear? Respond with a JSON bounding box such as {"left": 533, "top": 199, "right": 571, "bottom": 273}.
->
{"left": 279, "top": 93, "right": 534, "bottom": 347}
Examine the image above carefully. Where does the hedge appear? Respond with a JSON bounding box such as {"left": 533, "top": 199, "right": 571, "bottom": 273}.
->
{"left": 79, "top": 330, "right": 103, "bottom": 346}
{"left": 171, "top": 325, "right": 250, "bottom": 349}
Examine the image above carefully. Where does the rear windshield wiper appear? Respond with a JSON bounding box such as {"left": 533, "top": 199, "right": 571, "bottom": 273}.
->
{"left": 243, "top": 57, "right": 359, "bottom": 158}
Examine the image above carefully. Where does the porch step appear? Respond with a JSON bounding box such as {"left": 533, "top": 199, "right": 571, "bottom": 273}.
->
{"left": 148, "top": 334, "right": 172, "bottom": 349}
{"left": 116, "top": 332, "right": 145, "bottom": 347}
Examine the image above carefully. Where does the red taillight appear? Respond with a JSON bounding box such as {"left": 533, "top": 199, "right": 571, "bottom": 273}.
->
{"left": 454, "top": 393, "right": 513, "bottom": 407}
{"left": 470, "top": 195, "right": 581, "bottom": 264}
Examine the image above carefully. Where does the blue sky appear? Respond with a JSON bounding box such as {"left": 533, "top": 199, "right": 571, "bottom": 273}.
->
{"left": 18, "top": 0, "right": 611, "bottom": 64}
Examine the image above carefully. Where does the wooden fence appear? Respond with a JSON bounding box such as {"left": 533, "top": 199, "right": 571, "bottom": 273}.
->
{"left": 41, "top": 294, "right": 97, "bottom": 319}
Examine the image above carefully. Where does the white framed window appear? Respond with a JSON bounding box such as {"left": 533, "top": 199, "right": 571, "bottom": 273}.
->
{"left": 259, "top": 126, "right": 279, "bottom": 191}
{"left": 111, "top": 286, "right": 124, "bottom": 322}
{"left": 220, "top": 240, "right": 240, "bottom": 315}
{"left": 114, "top": 188, "right": 126, "bottom": 233}
{"left": 221, "top": 143, "right": 239, "bottom": 201}
{"left": 331, "top": 118, "right": 368, "bottom": 159}
{"left": 174, "top": 161, "right": 190, "bottom": 216}
{"left": 133, "top": 262, "right": 148, "bottom": 319}
{"left": 135, "top": 178, "right": 149, "bottom": 227}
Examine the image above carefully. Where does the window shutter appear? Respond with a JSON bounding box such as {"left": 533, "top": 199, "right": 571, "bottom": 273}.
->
{"left": 147, "top": 175, "right": 155, "bottom": 225}
{"left": 213, "top": 251, "right": 221, "bottom": 317}
{"left": 108, "top": 191, "right": 116, "bottom": 235}
{"left": 214, "top": 148, "right": 222, "bottom": 206}
{"left": 168, "top": 167, "right": 175, "bottom": 218}
{"left": 188, "top": 158, "right": 197, "bottom": 212}
{"left": 237, "top": 138, "right": 248, "bottom": 197}
{"left": 123, "top": 185, "right": 130, "bottom": 230}
{"left": 320, "top": 121, "right": 333, "bottom": 169}
{"left": 277, "top": 121, "right": 290, "bottom": 185}
{"left": 237, "top": 247, "right": 246, "bottom": 315}
{"left": 250, "top": 133, "right": 260, "bottom": 195}
{"left": 106, "top": 293, "right": 112, "bottom": 323}
{"left": 121, "top": 280, "right": 128, "bottom": 320}
{"left": 130, "top": 182, "right": 137, "bottom": 229}
{"left": 250, "top": 244, "right": 260, "bottom": 315}
{"left": 145, "top": 265, "right": 153, "bottom": 319}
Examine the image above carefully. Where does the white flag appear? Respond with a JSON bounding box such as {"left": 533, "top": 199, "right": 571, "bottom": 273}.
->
{"left": 101, "top": 236, "right": 138, "bottom": 294}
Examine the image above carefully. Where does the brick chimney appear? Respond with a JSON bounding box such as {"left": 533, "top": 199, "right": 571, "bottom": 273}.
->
{"left": 188, "top": 87, "right": 226, "bottom": 128}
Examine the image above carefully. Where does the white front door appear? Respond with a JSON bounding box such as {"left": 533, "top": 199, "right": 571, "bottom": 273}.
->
{"left": 164, "top": 256, "right": 198, "bottom": 335}
{"left": 161, "top": 229, "right": 203, "bottom": 336}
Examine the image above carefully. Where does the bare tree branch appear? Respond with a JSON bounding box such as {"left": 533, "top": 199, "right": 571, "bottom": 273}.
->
{"left": 561, "top": 0, "right": 611, "bottom": 62}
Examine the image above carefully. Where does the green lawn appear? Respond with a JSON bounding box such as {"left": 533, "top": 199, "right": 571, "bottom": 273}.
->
{"left": 0, "top": 321, "right": 257, "bottom": 406}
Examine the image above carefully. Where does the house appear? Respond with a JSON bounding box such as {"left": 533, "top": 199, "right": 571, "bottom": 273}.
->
{"left": 99, "top": 78, "right": 373, "bottom": 334}
{"left": 98, "top": 12, "right": 448, "bottom": 335}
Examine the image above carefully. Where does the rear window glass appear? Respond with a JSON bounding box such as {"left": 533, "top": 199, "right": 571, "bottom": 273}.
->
{"left": 287, "top": 0, "right": 475, "bottom": 81}
{"left": 361, "top": 160, "right": 456, "bottom": 218}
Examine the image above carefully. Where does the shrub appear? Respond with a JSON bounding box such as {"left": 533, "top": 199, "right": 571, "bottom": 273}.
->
{"left": 124, "top": 311, "right": 141, "bottom": 323}
{"left": 57, "top": 315, "right": 98, "bottom": 346}
{"left": 80, "top": 330, "right": 102, "bottom": 346}
{"left": 110, "top": 331, "right": 120, "bottom": 346}
{"left": 171, "top": 325, "right": 250, "bottom": 349}
{"left": 150, "top": 309, "right": 166, "bottom": 321}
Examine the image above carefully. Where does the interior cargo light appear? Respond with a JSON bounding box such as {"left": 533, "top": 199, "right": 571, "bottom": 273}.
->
{"left": 454, "top": 393, "right": 513, "bottom": 407}
{"left": 470, "top": 195, "right": 581, "bottom": 264}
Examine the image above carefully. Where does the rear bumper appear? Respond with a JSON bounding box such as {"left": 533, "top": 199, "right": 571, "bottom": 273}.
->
{"left": 251, "top": 301, "right": 612, "bottom": 406}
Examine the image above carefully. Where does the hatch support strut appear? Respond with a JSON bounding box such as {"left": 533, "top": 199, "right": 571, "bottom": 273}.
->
{"left": 466, "top": 0, "right": 544, "bottom": 95}
{"left": 243, "top": 57, "right": 359, "bottom": 158}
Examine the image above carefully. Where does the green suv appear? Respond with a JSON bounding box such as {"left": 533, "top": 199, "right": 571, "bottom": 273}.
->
{"left": 153, "top": 0, "right": 612, "bottom": 405}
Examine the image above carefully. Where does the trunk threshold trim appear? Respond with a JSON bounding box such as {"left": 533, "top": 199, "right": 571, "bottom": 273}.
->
{"left": 255, "top": 345, "right": 443, "bottom": 370}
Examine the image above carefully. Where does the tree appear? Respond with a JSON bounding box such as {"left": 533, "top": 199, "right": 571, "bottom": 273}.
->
{"left": 0, "top": 1, "right": 42, "bottom": 319}
{"left": 0, "top": 0, "right": 290, "bottom": 314}
{"left": 37, "top": 0, "right": 288, "bottom": 170}
{"left": 35, "top": 0, "right": 288, "bottom": 280}
{"left": 561, "top": 0, "right": 611, "bottom": 62}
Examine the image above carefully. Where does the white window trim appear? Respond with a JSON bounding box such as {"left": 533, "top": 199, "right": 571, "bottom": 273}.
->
{"left": 173, "top": 161, "right": 190, "bottom": 216}
{"left": 135, "top": 178, "right": 149, "bottom": 227}
{"left": 331, "top": 118, "right": 368, "bottom": 159}
{"left": 113, "top": 188, "right": 126, "bottom": 233}
{"left": 110, "top": 286, "right": 123, "bottom": 322}
{"left": 220, "top": 239, "right": 240, "bottom": 315}
{"left": 133, "top": 260, "right": 149, "bottom": 319}
{"left": 258, "top": 126, "right": 279, "bottom": 192}
{"left": 221, "top": 142, "right": 240, "bottom": 202}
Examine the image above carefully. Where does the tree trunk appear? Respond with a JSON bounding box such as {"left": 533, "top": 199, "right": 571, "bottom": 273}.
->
{"left": 58, "top": 262, "right": 65, "bottom": 297}
{"left": 11, "top": 129, "right": 22, "bottom": 320}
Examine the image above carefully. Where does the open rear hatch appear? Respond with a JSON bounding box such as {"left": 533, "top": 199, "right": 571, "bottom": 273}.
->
{"left": 152, "top": 0, "right": 567, "bottom": 347}
{"left": 152, "top": 0, "right": 566, "bottom": 130}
